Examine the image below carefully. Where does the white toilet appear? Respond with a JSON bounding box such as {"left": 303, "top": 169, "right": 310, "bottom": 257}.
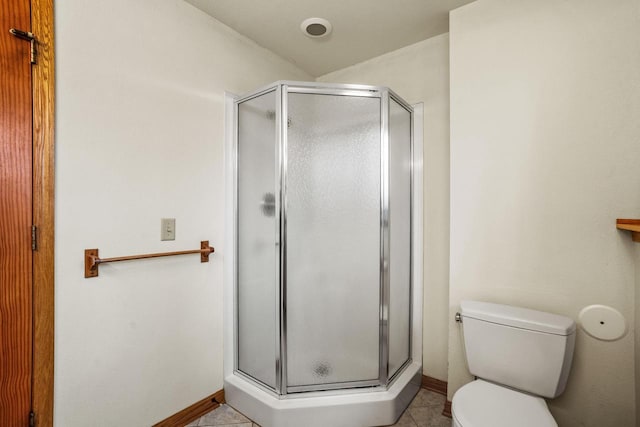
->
{"left": 452, "top": 301, "right": 576, "bottom": 427}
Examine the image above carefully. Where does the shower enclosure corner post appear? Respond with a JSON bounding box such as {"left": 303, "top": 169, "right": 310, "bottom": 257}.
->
{"left": 408, "top": 95, "right": 416, "bottom": 373}
{"left": 410, "top": 102, "right": 424, "bottom": 368}
{"left": 232, "top": 96, "right": 239, "bottom": 380}
{"left": 276, "top": 83, "right": 288, "bottom": 395}
{"left": 379, "top": 88, "right": 391, "bottom": 386}
{"left": 223, "top": 90, "right": 238, "bottom": 384}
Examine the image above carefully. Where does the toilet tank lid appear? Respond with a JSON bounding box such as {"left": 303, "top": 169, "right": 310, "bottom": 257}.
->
{"left": 460, "top": 301, "right": 576, "bottom": 336}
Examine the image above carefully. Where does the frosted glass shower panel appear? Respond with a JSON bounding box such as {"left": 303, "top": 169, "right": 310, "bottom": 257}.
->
{"left": 388, "top": 98, "right": 412, "bottom": 378}
{"left": 237, "top": 91, "right": 277, "bottom": 389}
{"left": 285, "top": 93, "right": 381, "bottom": 388}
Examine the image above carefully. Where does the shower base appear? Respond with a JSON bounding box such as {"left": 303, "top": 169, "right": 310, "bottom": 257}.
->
{"left": 224, "top": 361, "right": 422, "bottom": 427}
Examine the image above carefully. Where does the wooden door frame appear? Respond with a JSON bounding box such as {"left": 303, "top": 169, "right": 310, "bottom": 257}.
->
{"left": 31, "top": 0, "right": 55, "bottom": 425}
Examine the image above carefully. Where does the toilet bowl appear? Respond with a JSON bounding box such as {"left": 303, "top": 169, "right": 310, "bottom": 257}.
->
{"left": 452, "top": 380, "right": 556, "bottom": 427}
{"left": 452, "top": 301, "right": 575, "bottom": 427}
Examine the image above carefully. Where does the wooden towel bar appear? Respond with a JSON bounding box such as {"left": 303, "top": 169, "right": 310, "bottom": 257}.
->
{"left": 84, "top": 241, "right": 214, "bottom": 278}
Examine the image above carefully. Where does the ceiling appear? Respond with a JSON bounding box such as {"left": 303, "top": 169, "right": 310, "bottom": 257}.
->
{"left": 185, "top": 0, "right": 476, "bottom": 77}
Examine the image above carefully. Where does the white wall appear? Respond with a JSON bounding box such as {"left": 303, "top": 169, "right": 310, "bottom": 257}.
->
{"left": 54, "top": 1, "right": 311, "bottom": 425}
{"left": 449, "top": 0, "right": 640, "bottom": 425}
{"left": 318, "top": 34, "right": 450, "bottom": 381}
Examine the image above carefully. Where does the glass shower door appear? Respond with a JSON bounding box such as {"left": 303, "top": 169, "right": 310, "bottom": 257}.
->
{"left": 236, "top": 90, "right": 278, "bottom": 390}
{"left": 284, "top": 91, "right": 382, "bottom": 391}
{"left": 388, "top": 97, "right": 412, "bottom": 379}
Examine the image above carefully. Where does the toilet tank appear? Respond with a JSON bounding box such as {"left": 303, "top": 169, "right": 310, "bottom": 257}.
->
{"left": 460, "top": 301, "right": 576, "bottom": 399}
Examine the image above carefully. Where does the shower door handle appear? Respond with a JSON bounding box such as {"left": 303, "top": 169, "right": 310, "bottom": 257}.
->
{"left": 260, "top": 192, "right": 276, "bottom": 217}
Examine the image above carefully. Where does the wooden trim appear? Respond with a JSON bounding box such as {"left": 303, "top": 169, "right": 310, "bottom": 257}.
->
{"left": 421, "top": 375, "right": 447, "bottom": 396}
{"left": 31, "top": 0, "right": 55, "bottom": 426}
{"left": 422, "top": 375, "right": 451, "bottom": 419}
{"left": 616, "top": 219, "right": 640, "bottom": 225}
{"left": 153, "top": 389, "right": 225, "bottom": 427}
{"left": 443, "top": 400, "right": 452, "bottom": 418}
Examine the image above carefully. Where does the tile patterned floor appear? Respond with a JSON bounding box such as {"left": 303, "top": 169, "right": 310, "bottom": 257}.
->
{"left": 186, "top": 389, "right": 452, "bottom": 427}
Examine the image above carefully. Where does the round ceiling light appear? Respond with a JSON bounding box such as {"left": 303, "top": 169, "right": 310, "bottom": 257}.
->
{"left": 301, "top": 17, "right": 332, "bottom": 38}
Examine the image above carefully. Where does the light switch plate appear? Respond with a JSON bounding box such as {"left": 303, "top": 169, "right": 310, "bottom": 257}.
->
{"left": 161, "top": 218, "right": 175, "bottom": 241}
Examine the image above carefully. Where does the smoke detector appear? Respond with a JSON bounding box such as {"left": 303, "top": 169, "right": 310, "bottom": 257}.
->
{"left": 300, "top": 17, "right": 332, "bottom": 38}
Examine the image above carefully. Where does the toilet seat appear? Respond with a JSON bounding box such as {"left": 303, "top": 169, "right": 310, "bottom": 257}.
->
{"left": 452, "top": 380, "right": 557, "bottom": 427}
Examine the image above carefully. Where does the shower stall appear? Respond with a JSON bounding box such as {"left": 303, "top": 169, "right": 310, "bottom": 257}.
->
{"left": 224, "top": 81, "right": 423, "bottom": 427}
